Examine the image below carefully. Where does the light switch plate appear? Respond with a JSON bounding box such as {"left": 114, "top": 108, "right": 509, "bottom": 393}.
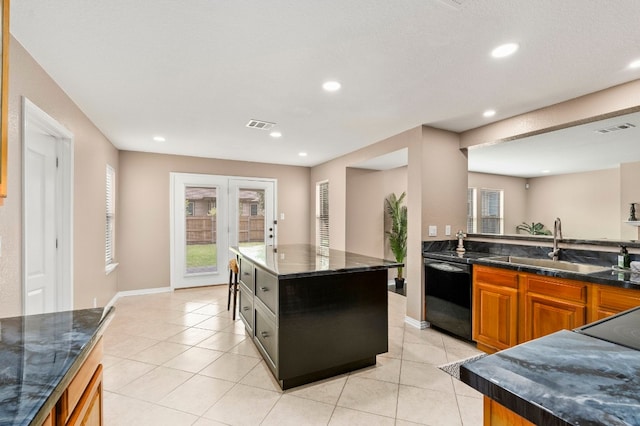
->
{"left": 280, "top": 213, "right": 285, "bottom": 220}
{"left": 445, "top": 225, "right": 451, "bottom": 236}
{"left": 428, "top": 225, "right": 437, "bottom": 237}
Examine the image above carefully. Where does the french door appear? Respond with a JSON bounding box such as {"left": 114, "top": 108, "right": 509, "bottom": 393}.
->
{"left": 170, "top": 173, "right": 275, "bottom": 289}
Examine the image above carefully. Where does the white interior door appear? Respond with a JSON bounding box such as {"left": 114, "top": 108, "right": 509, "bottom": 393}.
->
{"left": 171, "top": 173, "right": 229, "bottom": 289}
{"left": 229, "top": 179, "right": 276, "bottom": 248}
{"left": 24, "top": 127, "right": 57, "bottom": 314}
{"left": 23, "top": 98, "right": 74, "bottom": 316}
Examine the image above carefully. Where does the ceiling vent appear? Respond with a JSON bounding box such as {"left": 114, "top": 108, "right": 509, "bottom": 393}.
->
{"left": 246, "top": 119, "right": 275, "bottom": 130}
{"left": 594, "top": 123, "right": 636, "bottom": 134}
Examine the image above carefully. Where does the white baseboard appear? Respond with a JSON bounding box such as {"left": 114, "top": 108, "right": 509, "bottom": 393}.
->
{"left": 104, "top": 286, "right": 172, "bottom": 313}
{"left": 404, "top": 316, "right": 430, "bottom": 329}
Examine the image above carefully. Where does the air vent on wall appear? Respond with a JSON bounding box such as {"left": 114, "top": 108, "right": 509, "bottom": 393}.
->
{"left": 594, "top": 123, "right": 636, "bottom": 134}
{"left": 246, "top": 119, "right": 276, "bottom": 130}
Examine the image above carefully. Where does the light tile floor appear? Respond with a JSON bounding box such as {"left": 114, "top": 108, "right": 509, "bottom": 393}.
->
{"left": 103, "top": 286, "right": 484, "bottom": 425}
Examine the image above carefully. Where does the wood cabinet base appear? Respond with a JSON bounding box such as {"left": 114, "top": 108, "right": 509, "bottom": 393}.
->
{"left": 484, "top": 397, "right": 534, "bottom": 426}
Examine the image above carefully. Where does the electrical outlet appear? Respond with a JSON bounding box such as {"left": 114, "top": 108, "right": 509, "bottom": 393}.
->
{"left": 280, "top": 213, "right": 285, "bottom": 220}
{"left": 93, "top": 297, "right": 97, "bottom": 308}
{"left": 445, "top": 225, "right": 451, "bottom": 236}
{"left": 428, "top": 225, "right": 437, "bottom": 237}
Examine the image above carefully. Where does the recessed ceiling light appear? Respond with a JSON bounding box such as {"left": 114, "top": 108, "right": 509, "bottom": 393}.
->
{"left": 270, "top": 131, "right": 282, "bottom": 138}
{"left": 483, "top": 109, "right": 496, "bottom": 118}
{"left": 322, "top": 81, "right": 341, "bottom": 92}
{"left": 541, "top": 170, "right": 550, "bottom": 174}
{"left": 629, "top": 59, "right": 640, "bottom": 69}
{"left": 153, "top": 136, "right": 166, "bottom": 142}
{"left": 491, "top": 43, "right": 519, "bottom": 58}
{"left": 298, "top": 152, "right": 308, "bottom": 157}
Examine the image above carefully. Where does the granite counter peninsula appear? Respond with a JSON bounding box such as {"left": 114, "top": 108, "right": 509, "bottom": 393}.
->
{"left": 0, "top": 308, "right": 114, "bottom": 426}
{"left": 231, "top": 244, "right": 402, "bottom": 389}
{"left": 460, "top": 309, "right": 640, "bottom": 425}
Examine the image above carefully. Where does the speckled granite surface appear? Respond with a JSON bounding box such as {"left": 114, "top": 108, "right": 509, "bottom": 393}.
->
{"left": 460, "top": 330, "right": 640, "bottom": 426}
{"left": 231, "top": 244, "right": 401, "bottom": 278}
{"left": 0, "top": 307, "right": 114, "bottom": 426}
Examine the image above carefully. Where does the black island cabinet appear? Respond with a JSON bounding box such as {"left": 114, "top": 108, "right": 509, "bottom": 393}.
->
{"left": 231, "top": 244, "right": 401, "bottom": 390}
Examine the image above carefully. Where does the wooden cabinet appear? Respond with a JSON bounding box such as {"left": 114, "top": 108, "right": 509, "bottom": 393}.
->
{"left": 483, "top": 397, "right": 535, "bottom": 426}
{"left": 591, "top": 284, "right": 640, "bottom": 321}
{"left": 472, "top": 265, "right": 639, "bottom": 353}
{"left": 473, "top": 266, "right": 519, "bottom": 354}
{"left": 42, "top": 338, "right": 104, "bottom": 426}
{"left": 66, "top": 365, "right": 103, "bottom": 426}
{"left": 238, "top": 282, "right": 254, "bottom": 333}
{"left": 521, "top": 275, "right": 587, "bottom": 341}
{"left": 234, "top": 251, "right": 388, "bottom": 389}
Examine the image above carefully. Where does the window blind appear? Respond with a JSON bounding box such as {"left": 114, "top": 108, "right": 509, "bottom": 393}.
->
{"left": 316, "top": 181, "right": 329, "bottom": 253}
{"left": 106, "top": 165, "right": 115, "bottom": 265}
{"left": 479, "top": 189, "right": 503, "bottom": 234}
{"left": 467, "top": 187, "right": 476, "bottom": 233}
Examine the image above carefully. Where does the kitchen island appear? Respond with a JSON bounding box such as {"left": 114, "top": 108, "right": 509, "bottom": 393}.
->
{"left": 460, "top": 308, "right": 640, "bottom": 425}
{"left": 231, "top": 244, "right": 401, "bottom": 389}
{"left": 0, "top": 308, "right": 114, "bottom": 426}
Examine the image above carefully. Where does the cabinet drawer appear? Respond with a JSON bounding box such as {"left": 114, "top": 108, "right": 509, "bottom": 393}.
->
{"left": 474, "top": 266, "right": 519, "bottom": 288}
{"left": 67, "top": 364, "right": 103, "bottom": 426}
{"left": 238, "top": 283, "right": 254, "bottom": 332}
{"left": 596, "top": 285, "right": 640, "bottom": 313}
{"left": 525, "top": 275, "right": 587, "bottom": 303}
{"left": 57, "top": 338, "right": 103, "bottom": 424}
{"left": 240, "top": 258, "right": 255, "bottom": 291}
{"left": 255, "top": 268, "right": 278, "bottom": 314}
{"left": 254, "top": 306, "right": 278, "bottom": 370}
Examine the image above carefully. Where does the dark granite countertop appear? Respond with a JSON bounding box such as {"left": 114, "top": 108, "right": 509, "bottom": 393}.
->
{"left": 423, "top": 249, "right": 640, "bottom": 290}
{"left": 231, "top": 244, "right": 402, "bottom": 278}
{"left": 460, "top": 329, "right": 640, "bottom": 426}
{"left": 0, "top": 307, "right": 114, "bottom": 426}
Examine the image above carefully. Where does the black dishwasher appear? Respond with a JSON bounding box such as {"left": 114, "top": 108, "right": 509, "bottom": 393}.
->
{"left": 424, "top": 258, "right": 472, "bottom": 341}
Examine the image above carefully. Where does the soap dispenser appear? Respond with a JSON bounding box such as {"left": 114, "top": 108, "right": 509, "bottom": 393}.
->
{"left": 618, "top": 245, "right": 630, "bottom": 268}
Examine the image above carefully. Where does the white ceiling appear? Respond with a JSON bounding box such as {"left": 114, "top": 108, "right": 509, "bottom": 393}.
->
{"left": 10, "top": 0, "right": 640, "bottom": 168}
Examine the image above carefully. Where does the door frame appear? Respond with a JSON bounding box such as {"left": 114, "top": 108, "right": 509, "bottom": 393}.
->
{"left": 169, "top": 173, "right": 277, "bottom": 289}
{"left": 170, "top": 173, "right": 230, "bottom": 289}
{"left": 228, "top": 178, "right": 276, "bottom": 248}
{"left": 22, "top": 97, "right": 74, "bottom": 313}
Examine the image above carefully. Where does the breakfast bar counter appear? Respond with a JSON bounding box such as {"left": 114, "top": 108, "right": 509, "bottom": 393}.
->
{"left": 231, "top": 244, "right": 401, "bottom": 389}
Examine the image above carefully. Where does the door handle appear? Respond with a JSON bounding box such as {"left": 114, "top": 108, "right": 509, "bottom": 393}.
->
{"left": 260, "top": 286, "right": 269, "bottom": 292}
{"left": 260, "top": 331, "right": 269, "bottom": 338}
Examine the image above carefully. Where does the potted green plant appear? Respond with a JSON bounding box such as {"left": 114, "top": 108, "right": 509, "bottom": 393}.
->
{"left": 385, "top": 192, "right": 407, "bottom": 289}
{"left": 516, "top": 222, "right": 552, "bottom": 235}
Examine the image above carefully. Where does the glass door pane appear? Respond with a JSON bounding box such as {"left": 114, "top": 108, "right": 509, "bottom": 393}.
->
{"left": 238, "top": 188, "right": 266, "bottom": 248}
{"left": 171, "top": 172, "right": 228, "bottom": 289}
{"left": 229, "top": 179, "right": 275, "bottom": 250}
{"left": 185, "top": 186, "right": 218, "bottom": 274}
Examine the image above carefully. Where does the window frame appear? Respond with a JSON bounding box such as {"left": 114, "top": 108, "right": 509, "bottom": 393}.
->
{"left": 105, "top": 164, "right": 118, "bottom": 274}
{"left": 316, "top": 180, "right": 329, "bottom": 255}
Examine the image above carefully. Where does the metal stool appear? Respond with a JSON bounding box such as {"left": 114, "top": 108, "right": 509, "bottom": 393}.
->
{"left": 227, "top": 258, "right": 239, "bottom": 320}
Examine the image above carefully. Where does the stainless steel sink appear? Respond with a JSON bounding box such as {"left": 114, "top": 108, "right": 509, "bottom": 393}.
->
{"left": 486, "top": 256, "right": 611, "bottom": 274}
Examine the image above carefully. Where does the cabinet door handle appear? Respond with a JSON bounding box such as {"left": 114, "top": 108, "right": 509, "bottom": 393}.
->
{"left": 260, "top": 331, "right": 269, "bottom": 338}
{"left": 243, "top": 272, "right": 251, "bottom": 276}
{"left": 260, "top": 286, "right": 269, "bottom": 292}
{"left": 243, "top": 306, "right": 250, "bottom": 311}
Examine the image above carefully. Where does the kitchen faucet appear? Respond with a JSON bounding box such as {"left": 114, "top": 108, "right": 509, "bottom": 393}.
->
{"left": 548, "top": 217, "right": 562, "bottom": 261}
